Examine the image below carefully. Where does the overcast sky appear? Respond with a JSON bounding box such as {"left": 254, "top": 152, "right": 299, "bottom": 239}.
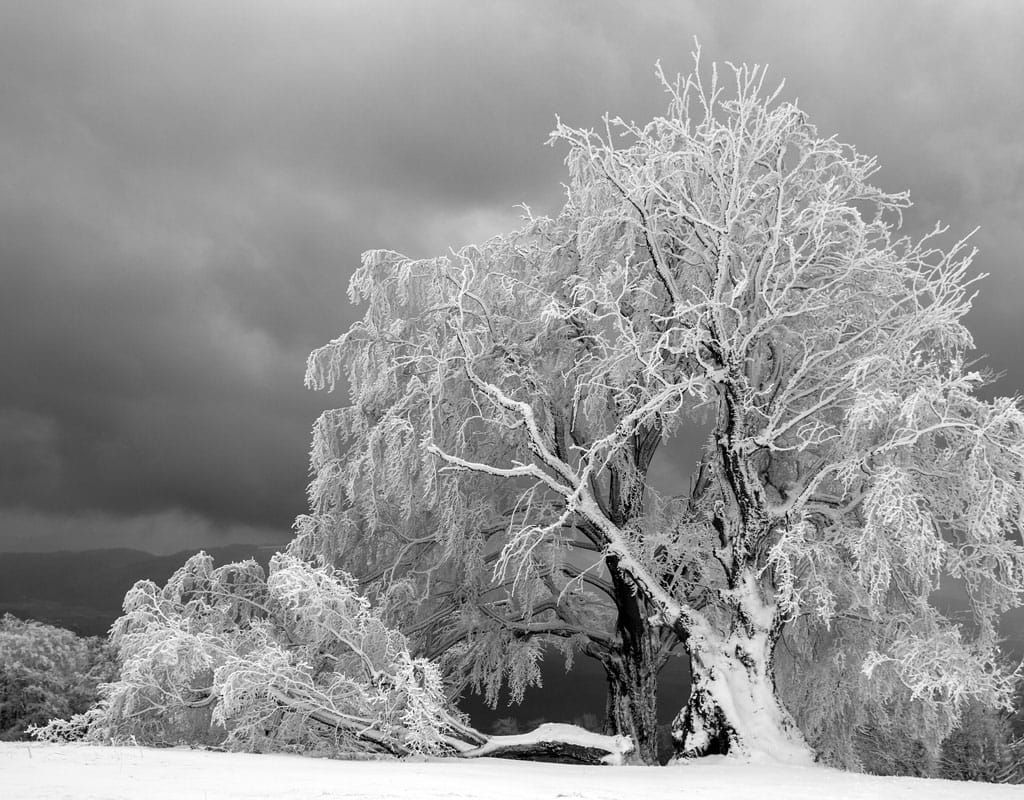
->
{"left": 1, "top": 1, "right": 1022, "bottom": 554}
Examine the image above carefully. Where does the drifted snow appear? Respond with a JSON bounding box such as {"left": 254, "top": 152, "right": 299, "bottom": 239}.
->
{"left": 700, "top": 645, "right": 812, "bottom": 765}
{"left": 465, "top": 722, "right": 633, "bottom": 764}
{"left": 681, "top": 572, "right": 812, "bottom": 765}
{"left": 3, "top": 743, "right": 1020, "bottom": 800}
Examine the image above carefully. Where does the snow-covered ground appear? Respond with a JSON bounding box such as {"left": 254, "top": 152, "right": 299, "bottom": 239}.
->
{"left": 2, "top": 743, "right": 1020, "bottom": 800}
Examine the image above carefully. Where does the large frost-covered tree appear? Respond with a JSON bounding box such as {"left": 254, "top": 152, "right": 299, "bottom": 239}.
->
{"left": 304, "top": 52, "right": 1024, "bottom": 762}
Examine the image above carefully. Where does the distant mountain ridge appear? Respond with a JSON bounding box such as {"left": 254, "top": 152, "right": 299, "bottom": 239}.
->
{"left": 0, "top": 545, "right": 277, "bottom": 636}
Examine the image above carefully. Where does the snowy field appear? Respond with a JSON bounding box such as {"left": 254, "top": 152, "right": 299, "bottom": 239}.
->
{"left": 2, "top": 743, "right": 1020, "bottom": 800}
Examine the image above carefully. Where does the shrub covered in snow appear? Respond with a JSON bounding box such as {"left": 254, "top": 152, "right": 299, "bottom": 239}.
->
{"left": 31, "top": 553, "right": 482, "bottom": 757}
{"left": 0, "top": 614, "right": 117, "bottom": 741}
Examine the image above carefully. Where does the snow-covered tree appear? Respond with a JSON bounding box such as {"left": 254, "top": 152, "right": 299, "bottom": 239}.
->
{"left": 32, "top": 553, "right": 483, "bottom": 756}
{"left": 0, "top": 614, "right": 116, "bottom": 740}
{"left": 305, "top": 48, "right": 1024, "bottom": 762}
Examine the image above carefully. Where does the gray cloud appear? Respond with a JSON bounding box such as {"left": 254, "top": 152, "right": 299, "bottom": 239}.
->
{"left": 0, "top": 1, "right": 1021, "bottom": 551}
{"left": 0, "top": 409, "right": 62, "bottom": 505}
{"left": 0, "top": 507, "right": 286, "bottom": 555}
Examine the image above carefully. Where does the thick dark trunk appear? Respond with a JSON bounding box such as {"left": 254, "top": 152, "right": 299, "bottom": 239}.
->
{"left": 582, "top": 421, "right": 667, "bottom": 763}
{"left": 602, "top": 649, "right": 660, "bottom": 764}
{"left": 599, "top": 558, "right": 665, "bottom": 765}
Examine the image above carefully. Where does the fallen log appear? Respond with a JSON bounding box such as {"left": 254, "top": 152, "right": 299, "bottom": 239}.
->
{"left": 459, "top": 723, "right": 634, "bottom": 766}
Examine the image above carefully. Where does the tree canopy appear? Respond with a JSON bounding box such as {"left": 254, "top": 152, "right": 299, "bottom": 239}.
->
{"left": 303, "top": 52, "right": 1024, "bottom": 762}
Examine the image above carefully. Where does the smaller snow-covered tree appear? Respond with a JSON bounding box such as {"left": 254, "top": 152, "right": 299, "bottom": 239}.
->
{"left": 32, "top": 553, "right": 482, "bottom": 757}
{"left": 0, "top": 614, "right": 116, "bottom": 740}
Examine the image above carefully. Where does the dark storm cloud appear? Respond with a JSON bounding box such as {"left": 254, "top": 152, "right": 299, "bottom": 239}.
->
{"left": 0, "top": 1, "right": 1022, "bottom": 551}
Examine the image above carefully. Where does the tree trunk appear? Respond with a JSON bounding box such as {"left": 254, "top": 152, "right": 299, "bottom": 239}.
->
{"left": 599, "top": 559, "right": 666, "bottom": 765}
{"left": 602, "top": 649, "right": 660, "bottom": 764}
{"left": 670, "top": 573, "right": 811, "bottom": 763}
